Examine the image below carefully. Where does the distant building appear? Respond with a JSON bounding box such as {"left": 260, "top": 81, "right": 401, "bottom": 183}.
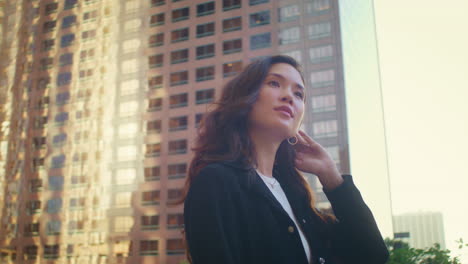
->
{"left": 393, "top": 211, "right": 446, "bottom": 249}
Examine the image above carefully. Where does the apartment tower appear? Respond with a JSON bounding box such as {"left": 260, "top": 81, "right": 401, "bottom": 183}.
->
{"left": 0, "top": 0, "right": 348, "bottom": 263}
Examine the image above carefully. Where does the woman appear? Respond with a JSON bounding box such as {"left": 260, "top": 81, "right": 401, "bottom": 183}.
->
{"left": 181, "top": 55, "right": 388, "bottom": 264}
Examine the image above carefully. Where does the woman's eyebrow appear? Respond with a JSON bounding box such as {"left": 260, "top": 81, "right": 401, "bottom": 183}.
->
{"left": 267, "top": 73, "right": 304, "bottom": 91}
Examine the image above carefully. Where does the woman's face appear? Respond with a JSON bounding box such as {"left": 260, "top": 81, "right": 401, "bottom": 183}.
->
{"left": 249, "top": 63, "right": 305, "bottom": 140}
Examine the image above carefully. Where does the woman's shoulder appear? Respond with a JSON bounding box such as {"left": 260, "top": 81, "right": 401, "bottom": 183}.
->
{"left": 193, "top": 160, "right": 248, "bottom": 185}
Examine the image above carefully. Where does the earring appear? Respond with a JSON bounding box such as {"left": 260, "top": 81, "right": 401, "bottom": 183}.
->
{"left": 287, "top": 136, "right": 298, "bottom": 145}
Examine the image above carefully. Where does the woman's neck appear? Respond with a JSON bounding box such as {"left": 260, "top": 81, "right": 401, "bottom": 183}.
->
{"left": 249, "top": 128, "right": 282, "bottom": 178}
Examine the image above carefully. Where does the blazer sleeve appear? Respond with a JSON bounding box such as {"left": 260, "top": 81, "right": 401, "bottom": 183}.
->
{"left": 184, "top": 164, "right": 246, "bottom": 264}
{"left": 323, "top": 175, "right": 389, "bottom": 264}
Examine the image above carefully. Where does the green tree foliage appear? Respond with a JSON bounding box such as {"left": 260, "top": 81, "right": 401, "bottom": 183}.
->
{"left": 385, "top": 238, "right": 463, "bottom": 264}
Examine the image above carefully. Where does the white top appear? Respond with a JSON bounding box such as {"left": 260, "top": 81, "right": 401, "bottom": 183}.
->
{"left": 256, "top": 169, "right": 312, "bottom": 264}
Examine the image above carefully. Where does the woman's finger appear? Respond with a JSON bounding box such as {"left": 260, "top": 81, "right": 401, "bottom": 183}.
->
{"left": 298, "top": 130, "right": 318, "bottom": 147}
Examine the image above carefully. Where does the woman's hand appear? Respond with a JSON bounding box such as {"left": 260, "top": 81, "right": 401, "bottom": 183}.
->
{"left": 293, "top": 130, "right": 344, "bottom": 190}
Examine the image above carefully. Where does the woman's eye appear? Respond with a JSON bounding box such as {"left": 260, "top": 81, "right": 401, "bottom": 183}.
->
{"left": 268, "top": 80, "right": 280, "bottom": 87}
{"left": 295, "top": 92, "right": 304, "bottom": 99}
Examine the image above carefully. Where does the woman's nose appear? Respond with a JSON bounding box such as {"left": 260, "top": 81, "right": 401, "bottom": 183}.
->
{"left": 281, "top": 93, "right": 293, "bottom": 104}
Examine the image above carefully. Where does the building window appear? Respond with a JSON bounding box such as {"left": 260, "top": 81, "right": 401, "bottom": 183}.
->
{"left": 196, "top": 22, "right": 215, "bottom": 38}
{"left": 149, "top": 33, "right": 164, "bottom": 47}
{"left": 170, "top": 71, "right": 188, "bottom": 86}
{"left": 196, "top": 43, "right": 215, "bottom": 59}
{"left": 168, "top": 163, "right": 186, "bottom": 179}
{"left": 172, "top": 7, "right": 189, "bottom": 22}
{"left": 47, "top": 198, "right": 63, "bottom": 214}
{"left": 306, "top": 0, "right": 330, "bottom": 16}
{"left": 279, "top": 27, "right": 300, "bottom": 45}
{"left": 250, "top": 32, "right": 271, "bottom": 50}
{"left": 310, "top": 69, "right": 335, "bottom": 87}
{"left": 167, "top": 214, "right": 184, "bottom": 229}
{"left": 32, "top": 157, "right": 45, "bottom": 171}
{"left": 114, "top": 192, "right": 131, "bottom": 208}
{"left": 45, "top": 2, "right": 58, "bottom": 15}
{"left": 223, "top": 39, "right": 242, "bottom": 54}
{"left": 313, "top": 120, "right": 338, "bottom": 138}
{"left": 71, "top": 175, "right": 86, "bottom": 187}
{"left": 196, "top": 66, "right": 214, "bottom": 82}
{"left": 150, "top": 13, "right": 165, "bottom": 26}
{"left": 223, "top": 61, "right": 242, "bottom": 78}
{"left": 141, "top": 215, "right": 159, "bottom": 230}
{"left": 114, "top": 216, "right": 134, "bottom": 233}
{"left": 27, "top": 200, "right": 41, "bottom": 214}
{"left": 142, "top": 190, "right": 160, "bottom": 205}
{"left": 223, "top": 0, "right": 241, "bottom": 11}
{"left": 51, "top": 154, "right": 66, "bottom": 168}
{"left": 33, "top": 136, "right": 46, "bottom": 149}
{"left": 144, "top": 166, "right": 160, "bottom": 181}
{"left": 61, "top": 34, "right": 75, "bottom": 47}
{"left": 42, "top": 39, "right": 55, "bottom": 51}
{"left": 171, "top": 49, "right": 189, "bottom": 64}
{"left": 36, "top": 96, "right": 50, "bottom": 109}
{"left": 44, "top": 245, "right": 59, "bottom": 259}
{"left": 52, "top": 133, "right": 67, "bottom": 147}
{"left": 37, "top": 77, "right": 51, "bottom": 90}
{"left": 308, "top": 22, "right": 331, "bottom": 39}
{"left": 250, "top": 10, "right": 270, "bottom": 27}
{"left": 312, "top": 94, "right": 336, "bottom": 112}
{"left": 309, "top": 45, "right": 334, "bottom": 63}
{"left": 68, "top": 220, "right": 84, "bottom": 234}
{"left": 59, "top": 53, "right": 73, "bottom": 66}
{"left": 197, "top": 2, "right": 214, "bottom": 17}
{"left": 83, "top": 10, "right": 98, "bottom": 22}
{"left": 64, "top": 0, "right": 78, "bottom": 9}
{"left": 223, "top": 17, "right": 241, "bottom": 32}
{"left": 169, "top": 116, "right": 188, "bottom": 131}
{"left": 148, "top": 98, "right": 162, "bottom": 111}
{"left": 148, "top": 54, "right": 163, "bottom": 68}
{"left": 24, "top": 223, "right": 40, "bottom": 236}
{"left": 145, "top": 143, "right": 161, "bottom": 157}
{"left": 250, "top": 0, "right": 268, "bottom": 6}
{"left": 57, "top": 72, "right": 72, "bottom": 86}
{"left": 147, "top": 120, "right": 162, "bottom": 134}
{"left": 80, "top": 48, "right": 95, "bottom": 61}
{"left": 169, "top": 93, "right": 188, "bottom": 108}
{"left": 24, "top": 245, "right": 38, "bottom": 260}
{"left": 283, "top": 50, "right": 302, "bottom": 64}
{"left": 325, "top": 145, "right": 340, "bottom": 165}
{"left": 49, "top": 176, "right": 64, "bottom": 191}
{"left": 171, "top": 28, "right": 189, "bottom": 43}
{"left": 43, "top": 20, "right": 57, "bottom": 33}
{"left": 29, "top": 179, "right": 43, "bottom": 193}
{"left": 167, "top": 189, "right": 182, "bottom": 204}
{"left": 166, "top": 238, "right": 185, "bottom": 255}
{"left": 140, "top": 240, "right": 158, "bottom": 256}
{"left": 62, "top": 15, "right": 76, "bottom": 28}
{"left": 148, "top": 75, "right": 163, "bottom": 89}
{"left": 279, "top": 4, "right": 300, "bottom": 22}
{"left": 196, "top": 88, "right": 215, "bottom": 104}
{"left": 34, "top": 116, "right": 48, "bottom": 129}
{"left": 40, "top": 57, "right": 53, "bottom": 70}
{"left": 46, "top": 221, "right": 61, "bottom": 236}
{"left": 82, "top": 29, "right": 96, "bottom": 41}
{"left": 151, "top": 0, "right": 165, "bottom": 7}
{"left": 82, "top": 69, "right": 97, "bottom": 83}
{"left": 115, "top": 168, "right": 136, "bottom": 185}
{"left": 168, "top": 139, "right": 187, "bottom": 155}
{"left": 55, "top": 112, "right": 69, "bottom": 125}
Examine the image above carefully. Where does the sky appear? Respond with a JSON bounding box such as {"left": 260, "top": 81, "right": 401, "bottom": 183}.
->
{"left": 371, "top": 0, "right": 468, "bottom": 260}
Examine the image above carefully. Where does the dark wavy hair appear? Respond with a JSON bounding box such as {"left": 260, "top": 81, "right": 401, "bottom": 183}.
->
{"left": 179, "top": 55, "right": 331, "bottom": 221}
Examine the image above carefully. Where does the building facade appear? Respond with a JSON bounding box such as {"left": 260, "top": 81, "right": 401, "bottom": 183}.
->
{"left": 393, "top": 211, "right": 446, "bottom": 250}
{"left": 0, "top": 0, "right": 350, "bottom": 263}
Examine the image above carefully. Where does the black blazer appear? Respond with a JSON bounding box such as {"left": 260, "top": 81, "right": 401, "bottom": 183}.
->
{"left": 184, "top": 160, "right": 389, "bottom": 264}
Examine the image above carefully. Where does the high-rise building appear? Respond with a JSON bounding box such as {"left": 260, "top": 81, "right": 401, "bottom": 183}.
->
{"left": 393, "top": 211, "right": 446, "bottom": 250}
{"left": 0, "top": 0, "right": 358, "bottom": 263}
